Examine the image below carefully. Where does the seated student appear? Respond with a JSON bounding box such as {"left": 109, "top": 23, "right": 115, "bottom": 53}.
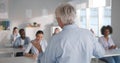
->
{"left": 13, "top": 29, "right": 30, "bottom": 48}
{"left": 99, "top": 25, "right": 120, "bottom": 63}
{"left": 13, "top": 29, "right": 30, "bottom": 56}
{"left": 24, "top": 30, "right": 47, "bottom": 60}
{"left": 52, "top": 28, "right": 60, "bottom": 36}
{"left": 10, "top": 27, "right": 19, "bottom": 45}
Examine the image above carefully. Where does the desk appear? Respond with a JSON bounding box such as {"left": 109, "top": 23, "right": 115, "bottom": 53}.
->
{"left": 0, "top": 48, "right": 23, "bottom": 53}
{"left": 3, "top": 43, "right": 12, "bottom": 48}
{"left": 93, "top": 49, "right": 120, "bottom": 63}
{"left": 0, "top": 57, "right": 37, "bottom": 63}
{"left": 92, "top": 49, "right": 120, "bottom": 58}
{"left": 0, "top": 48, "right": 24, "bottom": 56}
{"left": 104, "top": 49, "right": 120, "bottom": 57}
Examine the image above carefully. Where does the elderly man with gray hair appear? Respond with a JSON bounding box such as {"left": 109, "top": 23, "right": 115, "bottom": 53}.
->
{"left": 38, "top": 3, "right": 105, "bottom": 63}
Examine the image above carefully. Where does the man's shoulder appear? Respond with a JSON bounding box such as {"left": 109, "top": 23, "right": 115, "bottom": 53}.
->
{"left": 79, "top": 28, "right": 90, "bottom": 32}
{"left": 75, "top": 28, "right": 92, "bottom": 36}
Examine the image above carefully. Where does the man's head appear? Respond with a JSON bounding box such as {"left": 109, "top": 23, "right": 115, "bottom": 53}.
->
{"left": 101, "top": 25, "right": 113, "bottom": 36}
{"left": 55, "top": 3, "right": 76, "bottom": 28}
{"left": 54, "top": 28, "right": 60, "bottom": 34}
{"left": 19, "top": 29, "right": 25, "bottom": 39}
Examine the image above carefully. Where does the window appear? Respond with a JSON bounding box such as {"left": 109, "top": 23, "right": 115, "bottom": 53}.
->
{"left": 89, "top": 8, "right": 99, "bottom": 36}
{"left": 102, "top": 7, "right": 111, "bottom": 26}
{"left": 77, "top": 7, "right": 111, "bottom": 37}
{"left": 80, "top": 9, "right": 87, "bottom": 28}
{"left": 77, "top": 0, "right": 111, "bottom": 37}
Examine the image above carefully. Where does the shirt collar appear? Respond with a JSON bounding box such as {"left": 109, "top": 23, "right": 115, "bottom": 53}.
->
{"left": 62, "top": 24, "right": 79, "bottom": 30}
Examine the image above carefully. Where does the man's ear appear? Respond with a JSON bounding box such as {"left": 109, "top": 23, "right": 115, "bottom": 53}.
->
{"left": 57, "top": 17, "right": 64, "bottom": 28}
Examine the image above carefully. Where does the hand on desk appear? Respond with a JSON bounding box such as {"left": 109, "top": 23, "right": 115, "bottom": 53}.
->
{"left": 32, "top": 54, "right": 37, "bottom": 59}
{"left": 18, "top": 45, "right": 25, "bottom": 50}
{"left": 109, "top": 45, "right": 117, "bottom": 50}
{"left": 25, "top": 53, "right": 37, "bottom": 60}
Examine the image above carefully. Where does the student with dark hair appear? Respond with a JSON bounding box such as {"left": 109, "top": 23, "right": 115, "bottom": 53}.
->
{"left": 24, "top": 30, "right": 47, "bottom": 61}
{"left": 101, "top": 25, "right": 113, "bottom": 36}
{"left": 10, "top": 27, "right": 19, "bottom": 44}
{"left": 13, "top": 29, "right": 30, "bottom": 48}
{"left": 13, "top": 29, "right": 30, "bottom": 56}
{"left": 99, "top": 25, "right": 120, "bottom": 63}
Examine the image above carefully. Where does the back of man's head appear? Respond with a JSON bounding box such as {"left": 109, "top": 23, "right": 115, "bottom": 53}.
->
{"left": 55, "top": 3, "right": 76, "bottom": 25}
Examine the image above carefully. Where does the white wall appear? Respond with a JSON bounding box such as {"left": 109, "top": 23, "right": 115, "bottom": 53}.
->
{"left": 0, "top": 31, "right": 11, "bottom": 48}
{"left": 7, "top": 0, "right": 87, "bottom": 40}
{"left": 111, "top": 0, "right": 120, "bottom": 47}
{"left": 7, "top": 0, "right": 69, "bottom": 41}
{"left": 0, "top": 0, "right": 87, "bottom": 45}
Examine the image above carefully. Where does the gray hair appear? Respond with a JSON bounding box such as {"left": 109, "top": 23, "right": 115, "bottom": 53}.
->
{"left": 55, "top": 3, "right": 76, "bottom": 25}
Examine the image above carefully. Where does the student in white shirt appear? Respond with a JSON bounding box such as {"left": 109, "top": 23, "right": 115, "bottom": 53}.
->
{"left": 24, "top": 30, "right": 47, "bottom": 61}
{"left": 10, "top": 27, "right": 19, "bottom": 44}
{"left": 99, "top": 25, "right": 120, "bottom": 63}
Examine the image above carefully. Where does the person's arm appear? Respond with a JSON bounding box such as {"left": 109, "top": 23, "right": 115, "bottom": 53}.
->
{"left": 24, "top": 43, "right": 37, "bottom": 59}
{"left": 98, "top": 37, "right": 106, "bottom": 49}
{"left": 24, "top": 53, "right": 37, "bottom": 59}
{"left": 42, "top": 40, "right": 48, "bottom": 53}
{"left": 24, "top": 53, "right": 34, "bottom": 57}
{"left": 109, "top": 45, "right": 117, "bottom": 49}
{"left": 109, "top": 38, "right": 117, "bottom": 49}
{"left": 10, "top": 35, "right": 14, "bottom": 44}
{"left": 93, "top": 41, "right": 105, "bottom": 58}
{"left": 14, "top": 38, "right": 24, "bottom": 48}
{"left": 24, "top": 37, "right": 31, "bottom": 48}
{"left": 40, "top": 37, "right": 62, "bottom": 63}
{"left": 92, "top": 34, "right": 105, "bottom": 58}
{"left": 13, "top": 38, "right": 20, "bottom": 48}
